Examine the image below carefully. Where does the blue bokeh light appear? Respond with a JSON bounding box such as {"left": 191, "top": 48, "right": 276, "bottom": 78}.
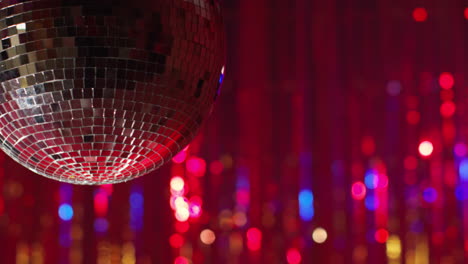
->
{"left": 130, "top": 192, "right": 143, "bottom": 209}
{"left": 422, "top": 187, "right": 438, "bottom": 203}
{"left": 460, "top": 159, "right": 468, "bottom": 181}
{"left": 94, "top": 218, "right": 109, "bottom": 233}
{"left": 58, "top": 204, "right": 74, "bottom": 221}
{"left": 364, "top": 170, "right": 379, "bottom": 189}
{"left": 298, "top": 189, "right": 314, "bottom": 221}
{"left": 365, "top": 195, "right": 379, "bottom": 211}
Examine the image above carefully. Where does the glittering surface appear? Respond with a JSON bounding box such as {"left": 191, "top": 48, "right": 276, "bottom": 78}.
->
{"left": 0, "top": 0, "right": 225, "bottom": 184}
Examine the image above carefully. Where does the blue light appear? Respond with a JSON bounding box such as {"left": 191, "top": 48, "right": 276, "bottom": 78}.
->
{"left": 130, "top": 192, "right": 143, "bottom": 209}
{"left": 460, "top": 159, "right": 468, "bottom": 181}
{"left": 365, "top": 195, "right": 379, "bottom": 211}
{"left": 422, "top": 187, "right": 437, "bottom": 203}
{"left": 58, "top": 204, "right": 74, "bottom": 221}
{"left": 94, "top": 218, "right": 109, "bottom": 233}
{"left": 455, "top": 186, "right": 468, "bottom": 201}
{"left": 364, "top": 170, "right": 378, "bottom": 189}
{"left": 298, "top": 189, "right": 314, "bottom": 221}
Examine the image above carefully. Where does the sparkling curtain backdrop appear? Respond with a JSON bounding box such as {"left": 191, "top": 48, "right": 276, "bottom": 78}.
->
{"left": 2, "top": 0, "right": 468, "bottom": 264}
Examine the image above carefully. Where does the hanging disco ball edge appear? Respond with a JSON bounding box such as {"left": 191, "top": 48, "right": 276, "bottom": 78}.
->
{"left": 0, "top": 0, "right": 225, "bottom": 184}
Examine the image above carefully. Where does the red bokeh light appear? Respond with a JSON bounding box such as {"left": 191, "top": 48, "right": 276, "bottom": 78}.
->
{"left": 413, "top": 7, "right": 428, "bottom": 22}
{"left": 175, "top": 221, "right": 190, "bottom": 233}
{"left": 246, "top": 228, "right": 262, "bottom": 251}
{"left": 286, "top": 248, "right": 302, "bottom": 264}
{"left": 209, "top": 160, "right": 224, "bottom": 175}
{"left": 375, "top": 229, "right": 389, "bottom": 243}
{"left": 361, "top": 136, "right": 375, "bottom": 156}
{"left": 418, "top": 141, "right": 434, "bottom": 157}
{"left": 351, "top": 182, "right": 366, "bottom": 200}
{"left": 174, "top": 256, "right": 189, "bottom": 264}
{"left": 439, "top": 72, "right": 455, "bottom": 89}
{"left": 465, "top": 8, "right": 468, "bottom": 20}
{"left": 404, "top": 156, "right": 418, "bottom": 170}
{"left": 406, "top": 111, "right": 420, "bottom": 125}
{"left": 440, "top": 101, "right": 456, "bottom": 117}
{"left": 94, "top": 192, "right": 108, "bottom": 217}
{"left": 169, "top": 234, "right": 185, "bottom": 248}
{"left": 186, "top": 157, "right": 207, "bottom": 177}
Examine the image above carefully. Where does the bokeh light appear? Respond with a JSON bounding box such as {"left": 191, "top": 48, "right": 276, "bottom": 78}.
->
{"left": 246, "top": 228, "right": 262, "bottom": 251}
{"left": 170, "top": 177, "right": 185, "bottom": 193}
{"left": 200, "top": 229, "right": 216, "bottom": 245}
{"left": 413, "top": 7, "right": 428, "bottom": 22}
{"left": 186, "top": 157, "right": 207, "bottom": 177}
{"left": 455, "top": 143, "right": 468, "bottom": 157}
{"left": 375, "top": 229, "right": 389, "bottom": 243}
{"left": 58, "top": 204, "right": 74, "bottom": 221}
{"left": 312, "top": 227, "right": 328, "bottom": 244}
{"left": 439, "top": 72, "right": 455, "bottom": 89}
{"left": 351, "top": 182, "right": 367, "bottom": 200}
{"left": 423, "top": 187, "right": 438, "bottom": 203}
{"left": 286, "top": 248, "right": 302, "bottom": 264}
{"left": 419, "top": 141, "right": 434, "bottom": 157}
{"left": 440, "top": 101, "right": 456, "bottom": 117}
{"left": 298, "top": 189, "right": 314, "bottom": 221}
{"left": 169, "top": 234, "right": 185, "bottom": 248}
{"left": 174, "top": 256, "right": 189, "bottom": 264}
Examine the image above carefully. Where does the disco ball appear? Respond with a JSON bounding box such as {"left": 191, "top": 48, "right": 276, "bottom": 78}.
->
{"left": 0, "top": 0, "right": 225, "bottom": 184}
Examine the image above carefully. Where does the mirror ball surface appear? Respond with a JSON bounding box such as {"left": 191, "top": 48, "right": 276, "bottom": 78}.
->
{"left": 0, "top": 0, "right": 225, "bottom": 184}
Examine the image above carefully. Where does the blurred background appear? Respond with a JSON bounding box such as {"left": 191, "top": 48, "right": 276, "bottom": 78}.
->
{"left": 3, "top": 0, "right": 468, "bottom": 263}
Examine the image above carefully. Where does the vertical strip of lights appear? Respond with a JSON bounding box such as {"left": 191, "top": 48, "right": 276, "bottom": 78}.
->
{"left": 129, "top": 184, "right": 143, "bottom": 260}
{"left": 58, "top": 184, "right": 74, "bottom": 263}
{"left": 96, "top": 184, "right": 112, "bottom": 264}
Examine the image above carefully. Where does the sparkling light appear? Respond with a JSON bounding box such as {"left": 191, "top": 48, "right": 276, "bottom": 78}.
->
{"left": 312, "top": 227, "right": 328, "bottom": 244}
{"left": 200, "top": 229, "right": 216, "bottom": 245}
{"left": 375, "top": 229, "right": 389, "bottom": 243}
{"left": 58, "top": 204, "right": 74, "bottom": 221}
{"left": 286, "top": 248, "right": 302, "bottom": 264}
{"left": 439, "top": 72, "right": 455, "bottom": 89}
{"left": 170, "top": 177, "right": 185, "bottom": 192}
{"left": 418, "top": 141, "right": 434, "bottom": 157}
{"left": 351, "top": 182, "right": 367, "bottom": 200}
{"left": 413, "top": 7, "right": 428, "bottom": 22}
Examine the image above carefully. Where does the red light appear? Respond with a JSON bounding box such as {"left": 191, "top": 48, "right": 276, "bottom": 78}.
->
{"left": 186, "top": 157, "right": 207, "bottom": 177}
{"left": 246, "top": 228, "right": 262, "bottom": 251}
{"left": 0, "top": 197, "right": 3, "bottom": 214}
{"left": 418, "top": 141, "right": 433, "bottom": 157}
{"left": 439, "top": 72, "right": 455, "bottom": 89}
{"left": 209, "top": 160, "right": 224, "bottom": 175}
{"left": 406, "top": 111, "right": 420, "bottom": 125}
{"left": 351, "top": 182, "right": 366, "bottom": 200}
{"left": 174, "top": 256, "right": 189, "bottom": 264}
{"left": 361, "top": 137, "right": 375, "bottom": 156}
{"left": 440, "top": 101, "right": 456, "bottom": 117}
{"left": 94, "top": 192, "right": 108, "bottom": 216}
{"left": 175, "top": 221, "right": 190, "bottom": 233}
{"left": 236, "top": 190, "right": 250, "bottom": 206}
{"left": 375, "top": 229, "right": 389, "bottom": 243}
{"left": 465, "top": 8, "right": 468, "bottom": 20}
{"left": 286, "top": 248, "right": 302, "bottom": 264}
{"left": 172, "top": 151, "right": 187, "bottom": 164}
{"left": 404, "top": 156, "right": 418, "bottom": 170}
{"left": 413, "top": 8, "right": 428, "bottom": 22}
{"left": 169, "top": 234, "right": 185, "bottom": 248}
